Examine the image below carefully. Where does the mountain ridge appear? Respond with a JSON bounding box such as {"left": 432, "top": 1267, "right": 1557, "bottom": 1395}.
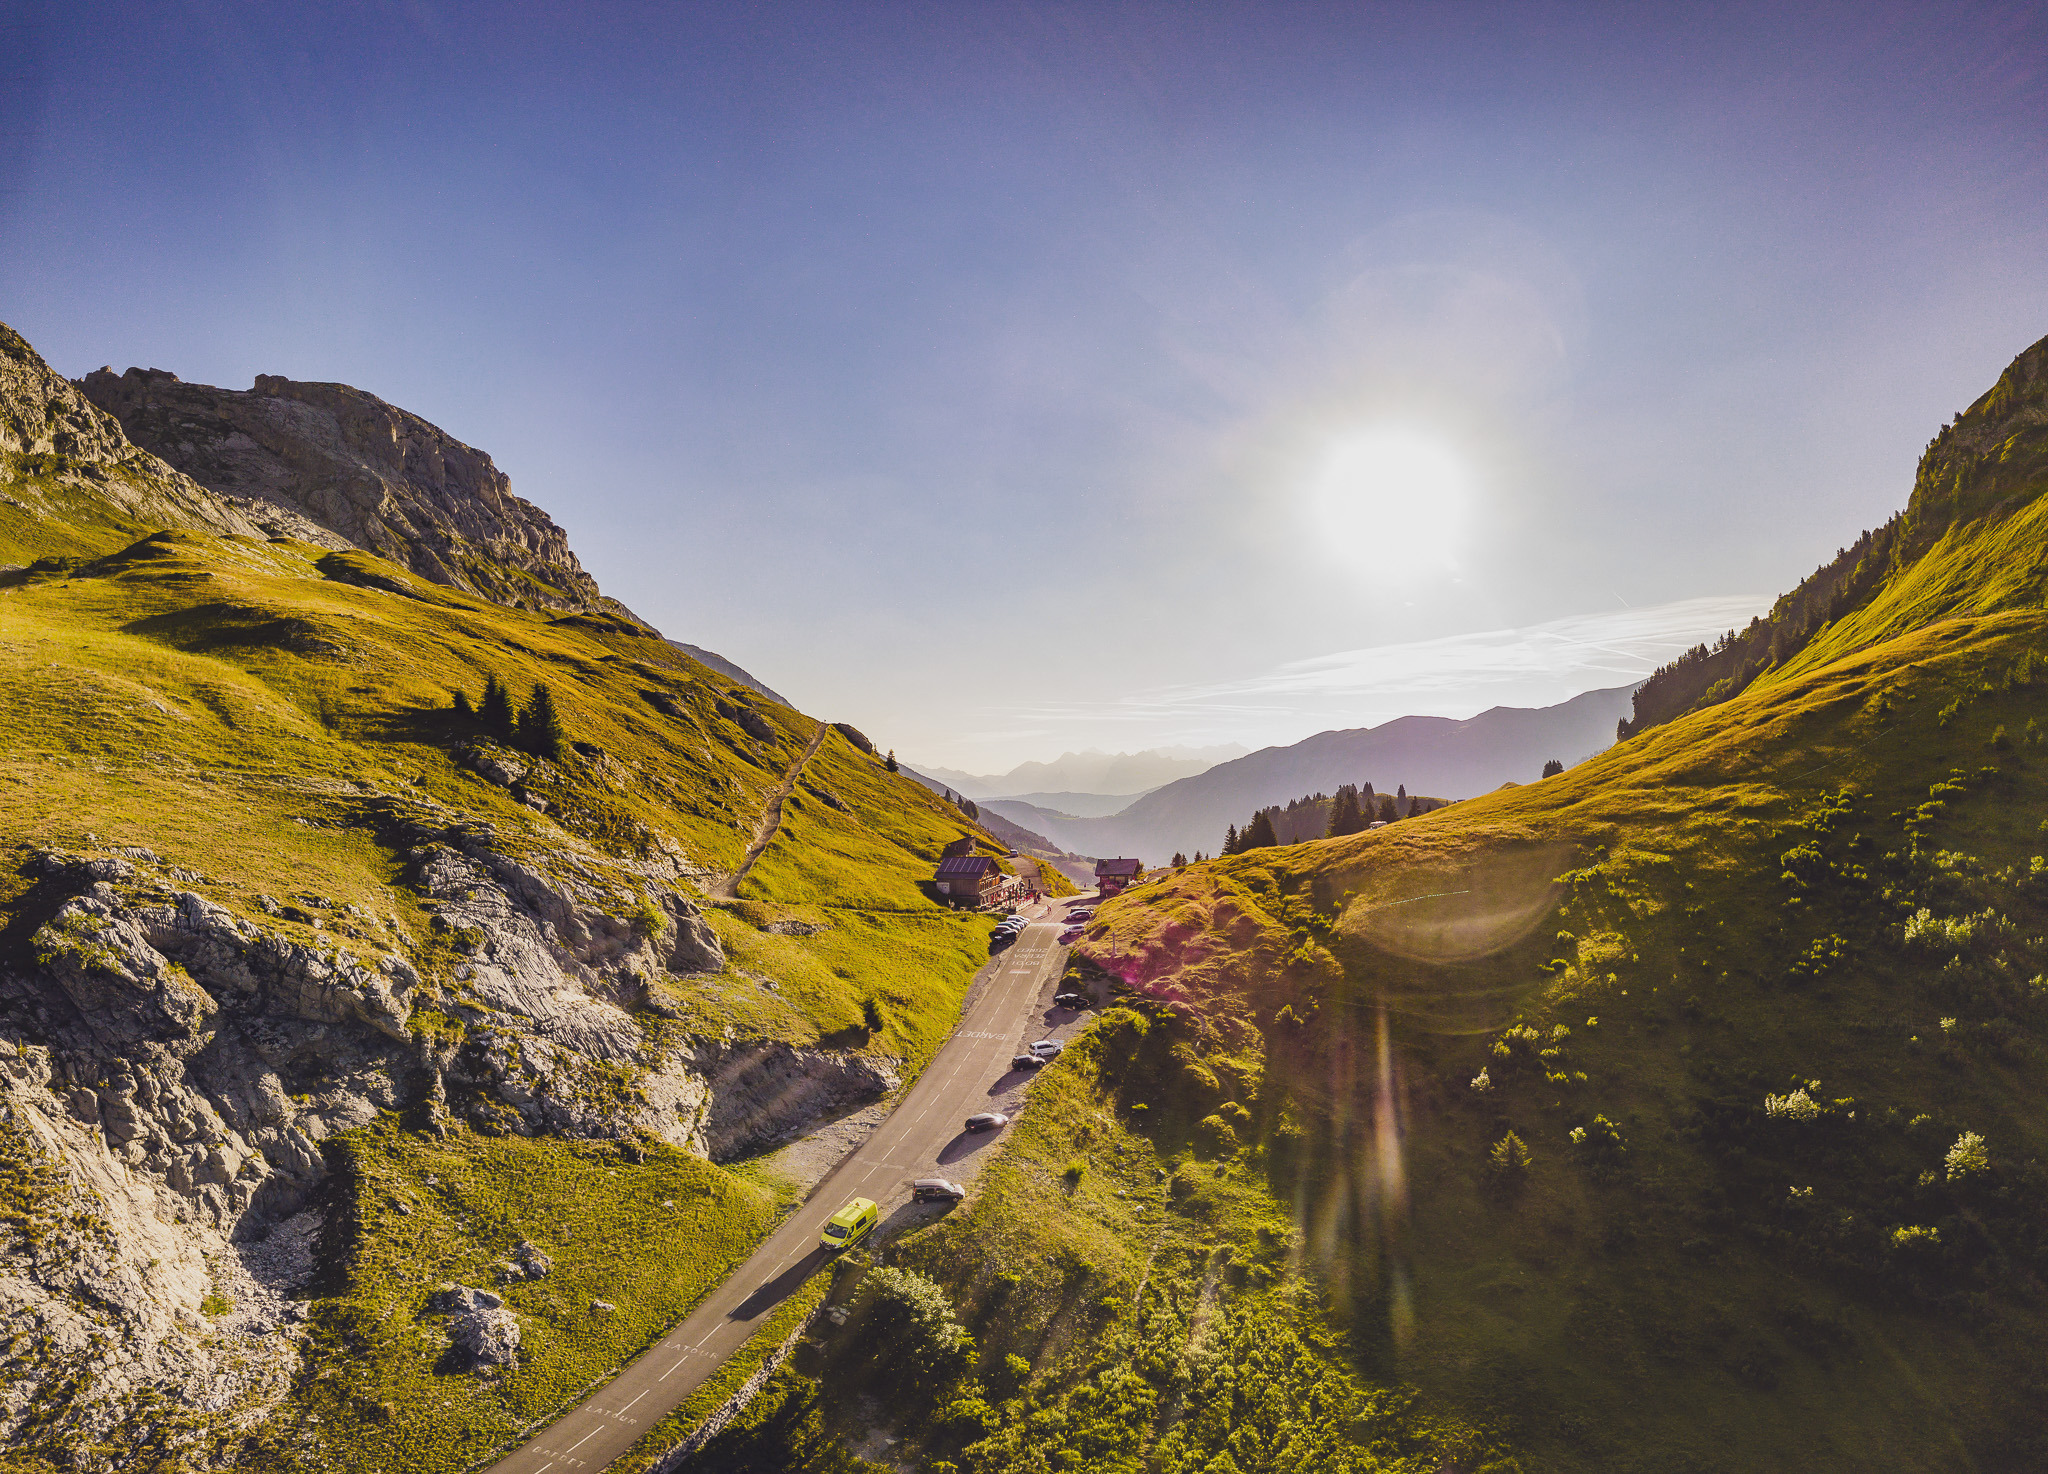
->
{"left": 986, "top": 682, "right": 1640, "bottom": 862}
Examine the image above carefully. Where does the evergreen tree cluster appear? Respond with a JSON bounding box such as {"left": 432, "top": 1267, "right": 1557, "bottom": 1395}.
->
{"left": 1220, "top": 779, "right": 1447, "bottom": 854}
{"left": 1617, "top": 516, "right": 1902, "bottom": 742}
{"left": 452, "top": 675, "right": 567, "bottom": 760}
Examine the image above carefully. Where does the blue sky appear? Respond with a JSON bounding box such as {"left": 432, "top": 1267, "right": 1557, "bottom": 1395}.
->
{"left": 5, "top": 2, "right": 2046, "bottom": 769}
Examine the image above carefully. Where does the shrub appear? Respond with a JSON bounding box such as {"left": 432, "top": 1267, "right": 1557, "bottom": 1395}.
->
{"left": 1890, "top": 1224, "right": 1941, "bottom": 1261}
{"left": 1489, "top": 1131, "right": 1532, "bottom": 1177}
{"left": 1062, "top": 1157, "right": 1086, "bottom": 1183}
{"left": 1945, "top": 1130, "right": 1989, "bottom": 1180}
{"left": 861, "top": 1266, "right": 975, "bottom": 1393}
{"left": 1195, "top": 1114, "right": 1238, "bottom": 1158}
{"left": 1764, "top": 1088, "right": 1822, "bottom": 1121}
{"left": 1569, "top": 1114, "right": 1627, "bottom": 1165}
{"left": 1990, "top": 724, "right": 2010, "bottom": 750}
{"left": 1469, "top": 1067, "right": 1492, "bottom": 1093}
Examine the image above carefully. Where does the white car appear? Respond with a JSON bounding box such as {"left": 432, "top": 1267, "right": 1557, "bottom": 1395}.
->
{"left": 1029, "top": 1040, "right": 1064, "bottom": 1059}
{"left": 965, "top": 1112, "right": 1009, "bottom": 1132}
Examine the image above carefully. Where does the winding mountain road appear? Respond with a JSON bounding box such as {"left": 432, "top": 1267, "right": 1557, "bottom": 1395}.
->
{"left": 484, "top": 901, "right": 1089, "bottom": 1474}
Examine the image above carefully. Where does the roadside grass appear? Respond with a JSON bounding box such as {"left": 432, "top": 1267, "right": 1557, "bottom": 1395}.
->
{"left": 1062, "top": 602, "right": 2048, "bottom": 1472}
{"left": 612, "top": 1275, "right": 830, "bottom": 1474}
{"left": 678, "top": 1042, "right": 1507, "bottom": 1473}
{"left": 248, "top": 1117, "right": 797, "bottom": 1474}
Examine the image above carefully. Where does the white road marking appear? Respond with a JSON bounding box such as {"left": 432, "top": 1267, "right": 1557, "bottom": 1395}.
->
{"left": 565, "top": 1427, "right": 597, "bottom": 1451}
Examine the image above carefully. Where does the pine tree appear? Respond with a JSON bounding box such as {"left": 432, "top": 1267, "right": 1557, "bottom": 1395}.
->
{"left": 1326, "top": 785, "right": 1364, "bottom": 838}
{"left": 1241, "top": 811, "right": 1278, "bottom": 849}
{"left": 885, "top": 749, "right": 899, "bottom": 773}
{"left": 1376, "top": 793, "right": 1398, "bottom": 823}
{"left": 1541, "top": 758, "right": 1564, "bottom": 779}
{"left": 1194, "top": 850, "right": 1205, "bottom": 863}
{"left": 1170, "top": 851, "right": 1188, "bottom": 868}
{"left": 515, "top": 683, "right": 566, "bottom": 760}
{"left": 452, "top": 687, "right": 474, "bottom": 719}
{"left": 1223, "top": 823, "right": 1239, "bottom": 855}
{"left": 479, "top": 675, "right": 515, "bottom": 740}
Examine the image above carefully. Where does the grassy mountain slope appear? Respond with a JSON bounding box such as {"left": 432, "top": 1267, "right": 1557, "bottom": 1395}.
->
{"left": 0, "top": 323, "right": 1018, "bottom": 1472}
{"left": 696, "top": 332, "right": 2048, "bottom": 1474}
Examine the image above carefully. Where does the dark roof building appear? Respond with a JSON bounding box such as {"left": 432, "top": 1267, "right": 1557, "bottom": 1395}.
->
{"left": 934, "top": 854, "right": 1003, "bottom": 904}
{"left": 1094, "top": 857, "right": 1143, "bottom": 895}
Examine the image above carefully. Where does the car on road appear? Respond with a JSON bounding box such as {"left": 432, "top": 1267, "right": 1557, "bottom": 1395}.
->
{"left": 1053, "top": 992, "right": 1090, "bottom": 1009}
{"left": 1065, "top": 909, "right": 1094, "bottom": 922}
{"left": 1029, "top": 1040, "right": 1064, "bottom": 1059}
{"left": 1058, "top": 927, "right": 1083, "bottom": 944}
{"left": 912, "top": 1177, "right": 967, "bottom": 1202}
{"left": 820, "top": 1196, "right": 879, "bottom": 1251}
{"left": 1011, "top": 1052, "right": 1045, "bottom": 1070}
{"left": 964, "top": 1111, "right": 1010, "bottom": 1132}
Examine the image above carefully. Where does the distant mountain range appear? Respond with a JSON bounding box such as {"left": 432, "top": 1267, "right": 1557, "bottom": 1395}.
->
{"left": 980, "top": 684, "right": 1640, "bottom": 864}
{"left": 912, "top": 744, "right": 1247, "bottom": 800}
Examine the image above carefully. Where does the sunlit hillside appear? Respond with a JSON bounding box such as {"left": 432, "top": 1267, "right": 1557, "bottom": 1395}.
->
{"left": 684, "top": 333, "right": 2048, "bottom": 1474}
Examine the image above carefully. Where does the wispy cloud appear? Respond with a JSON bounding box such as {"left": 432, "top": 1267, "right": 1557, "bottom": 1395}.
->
{"left": 997, "top": 594, "right": 1768, "bottom": 752}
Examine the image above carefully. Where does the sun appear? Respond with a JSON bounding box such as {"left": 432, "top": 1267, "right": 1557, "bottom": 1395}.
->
{"left": 1306, "top": 426, "right": 1474, "bottom": 567}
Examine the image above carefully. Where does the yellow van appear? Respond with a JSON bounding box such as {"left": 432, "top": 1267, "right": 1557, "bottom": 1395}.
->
{"left": 820, "top": 1196, "right": 879, "bottom": 1252}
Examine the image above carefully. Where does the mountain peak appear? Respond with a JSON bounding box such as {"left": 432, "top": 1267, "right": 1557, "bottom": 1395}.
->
{"left": 79, "top": 364, "right": 617, "bottom": 617}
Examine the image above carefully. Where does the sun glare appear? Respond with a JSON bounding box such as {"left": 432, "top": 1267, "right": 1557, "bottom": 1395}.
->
{"left": 1307, "top": 426, "right": 1473, "bottom": 568}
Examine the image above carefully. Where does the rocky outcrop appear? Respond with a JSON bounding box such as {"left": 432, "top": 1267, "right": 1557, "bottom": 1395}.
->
{"left": 0, "top": 321, "right": 347, "bottom": 550}
{"left": 78, "top": 365, "right": 619, "bottom": 615}
{"left": 429, "top": 1284, "right": 519, "bottom": 1370}
{"left": 690, "top": 1041, "right": 899, "bottom": 1161}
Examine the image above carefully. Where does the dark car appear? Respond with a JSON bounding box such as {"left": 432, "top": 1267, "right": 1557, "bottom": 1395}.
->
{"left": 965, "top": 1111, "right": 1010, "bottom": 1132}
{"left": 912, "top": 1177, "right": 967, "bottom": 1202}
{"left": 1053, "top": 992, "right": 1089, "bottom": 1009}
{"left": 1011, "top": 1052, "right": 1045, "bottom": 1070}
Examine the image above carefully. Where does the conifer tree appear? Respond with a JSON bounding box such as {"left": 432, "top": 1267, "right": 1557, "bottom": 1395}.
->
{"left": 1223, "top": 823, "right": 1239, "bottom": 855}
{"left": 1376, "top": 793, "right": 1398, "bottom": 823}
{"left": 452, "top": 687, "right": 474, "bottom": 719}
{"left": 479, "top": 675, "right": 515, "bottom": 740}
{"left": 1326, "top": 785, "right": 1364, "bottom": 838}
{"left": 1242, "top": 811, "right": 1278, "bottom": 850}
{"left": 1541, "top": 758, "right": 1565, "bottom": 779}
{"left": 885, "top": 749, "right": 899, "bottom": 772}
{"left": 1170, "top": 852, "right": 1188, "bottom": 868}
{"left": 515, "top": 683, "right": 566, "bottom": 760}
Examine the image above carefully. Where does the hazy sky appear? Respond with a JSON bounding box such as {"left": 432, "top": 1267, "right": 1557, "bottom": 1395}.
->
{"left": 5, "top": 3, "right": 2046, "bottom": 770}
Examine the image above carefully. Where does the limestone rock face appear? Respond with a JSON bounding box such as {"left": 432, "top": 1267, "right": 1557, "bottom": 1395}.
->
{"left": 0, "top": 321, "right": 348, "bottom": 549}
{"left": 79, "top": 365, "right": 617, "bottom": 615}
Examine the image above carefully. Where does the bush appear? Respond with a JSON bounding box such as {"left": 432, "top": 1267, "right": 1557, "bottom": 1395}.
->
{"left": 1945, "top": 1130, "right": 1989, "bottom": 1180}
{"left": 1195, "top": 1114, "right": 1239, "bottom": 1158}
{"left": 1489, "top": 1131, "right": 1532, "bottom": 1177}
{"left": 1764, "top": 1087, "right": 1822, "bottom": 1121}
{"left": 1062, "top": 1157, "right": 1086, "bottom": 1183}
{"left": 860, "top": 1267, "right": 975, "bottom": 1394}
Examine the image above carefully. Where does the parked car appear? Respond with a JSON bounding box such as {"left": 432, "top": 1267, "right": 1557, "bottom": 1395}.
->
{"left": 1058, "top": 927, "right": 1083, "bottom": 944}
{"left": 1053, "top": 992, "right": 1089, "bottom": 1009}
{"left": 820, "top": 1196, "right": 879, "bottom": 1251}
{"left": 1011, "top": 1052, "right": 1045, "bottom": 1070}
{"left": 912, "top": 1178, "right": 967, "bottom": 1202}
{"left": 1029, "top": 1040, "right": 1064, "bottom": 1059}
{"left": 1065, "top": 909, "right": 1095, "bottom": 922}
{"left": 965, "top": 1111, "right": 1010, "bottom": 1132}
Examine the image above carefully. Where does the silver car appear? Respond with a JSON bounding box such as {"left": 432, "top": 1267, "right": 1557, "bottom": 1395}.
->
{"left": 912, "top": 1177, "right": 967, "bottom": 1201}
{"left": 965, "top": 1111, "right": 1010, "bottom": 1132}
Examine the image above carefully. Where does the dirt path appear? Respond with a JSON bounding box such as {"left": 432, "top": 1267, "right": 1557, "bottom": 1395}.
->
{"left": 714, "top": 722, "right": 829, "bottom": 900}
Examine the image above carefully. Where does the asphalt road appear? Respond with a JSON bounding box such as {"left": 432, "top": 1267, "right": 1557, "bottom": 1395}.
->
{"left": 484, "top": 897, "right": 1091, "bottom": 1474}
